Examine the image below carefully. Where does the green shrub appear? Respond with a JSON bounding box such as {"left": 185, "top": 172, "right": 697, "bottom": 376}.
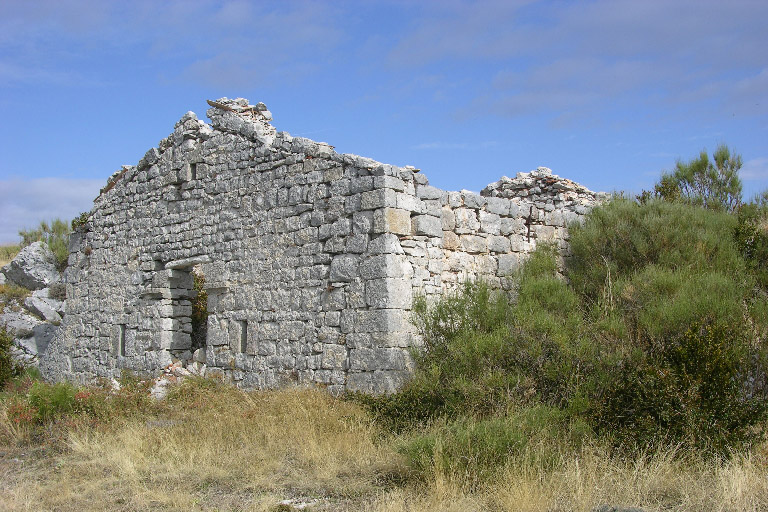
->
{"left": 399, "top": 406, "right": 577, "bottom": 487}
{"left": 18, "top": 218, "right": 71, "bottom": 271}
{"left": 567, "top": 198, "right": 745, "bottom": 306}
{"left": 734, "top": 202, "right": 768, "bottom": 288}
{"left": 48, "top": 282, "right": 67, "bottom": 301}
{"left": 71, "top": 212, "right": 89, "bottom": 230}
{"left": 28, "top": 381, "right": 77, "bottom": 422}
{"left": 592, "top": 322, "right": 766, "bottom": 453}
{"left": 655, "top": 144, "right": 743, "bottom": 212}
{"left": 367, "top": 197, "right": 768, "bottom": 459}
{"left": 0, "top": 327, "right": 24, "bottom": 389}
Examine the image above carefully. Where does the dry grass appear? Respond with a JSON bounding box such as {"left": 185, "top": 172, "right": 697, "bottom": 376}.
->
{"left": 374, "top": 446, "right": 768, "bottom": 512}
{"left": 2, "top": 379, "right": 768, "bottom": 511}
{"left": 0, "top": 244, "right": 20, "bottom": 268}
{"left": 0, "top": 381, "right": 405, "bottom": 511}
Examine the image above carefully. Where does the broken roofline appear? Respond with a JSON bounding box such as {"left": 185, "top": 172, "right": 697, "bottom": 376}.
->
{"left": 96, "top": 97, "right": 603, "bottom": 203}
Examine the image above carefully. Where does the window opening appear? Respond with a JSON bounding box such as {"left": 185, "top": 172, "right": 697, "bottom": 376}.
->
{"left": 238, "top": 320, "right": 248, "bottom": 353}
{"left": 190, "top": 265, "right": 208, "bottom": 353}
{"left": 118, "top": 324, "right": 126, "bottom": 357}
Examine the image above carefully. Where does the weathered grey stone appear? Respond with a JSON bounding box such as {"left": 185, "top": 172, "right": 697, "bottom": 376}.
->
{"left": 460, "top": 235, "right": 488, "bottom": 254}
{"left": 1, "top": 309, "right": 41, "bottom": 338}
{"left": 411, "top": 215, "right": 442, "bottom": 237}
{"left": 373, "top": 208, "right": 411, "bottom": 235}
{"left": 365, "top": 278, "right": 412, "bottom": 309}
{"left": 498, "top": 253, "right": 521, "bottom": 276}
{"left": 2, "top": 242, "right": 61, "bottom": 290}
{"left": 330, "top": 254, "right": 359, "bottom": 282}
{"left": 24, "top": 296, "right": 62, "bottom": 324}
{"left": 36, "top": 97, "right": 602, "bottom": 394}
{"left": 368, "top": 234, "right": 404, "bottom": 254}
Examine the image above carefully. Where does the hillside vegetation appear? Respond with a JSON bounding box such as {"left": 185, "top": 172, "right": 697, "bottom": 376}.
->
{"left": 1, "top": 147, "right": 768, "bottom": 511}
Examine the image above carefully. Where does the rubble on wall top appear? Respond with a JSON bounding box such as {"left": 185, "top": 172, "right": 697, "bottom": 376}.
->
{"left": 206, "top": 97, "right": 273, "bottom": 121}
{"left": 481, "top": 166, "right": 603, "bottom": 200}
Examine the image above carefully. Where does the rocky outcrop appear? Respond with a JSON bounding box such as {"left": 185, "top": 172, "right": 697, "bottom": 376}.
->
{"left": 1, "top": 241, "right": 61, "bottom": 290}
{"left": 1, "top": 246, "right": 65, "bottom": 367}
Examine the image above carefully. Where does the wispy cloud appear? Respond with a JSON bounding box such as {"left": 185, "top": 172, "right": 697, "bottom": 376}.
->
{"left": 741, "top": 157, "right": 768, "bottom": 181}
{"left": 0, "top": 1, "right": 346, "bottom": 88}
{"left": 0, "top": 178, "right": 102, "bottom": 245}
{"left": 384, "top": 0, "right": 768, "bottom": 124}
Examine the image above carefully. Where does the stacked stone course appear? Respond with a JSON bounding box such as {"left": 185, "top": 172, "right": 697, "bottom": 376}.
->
{"left": 39, "top": 98, "right": 605, "bottom": 393}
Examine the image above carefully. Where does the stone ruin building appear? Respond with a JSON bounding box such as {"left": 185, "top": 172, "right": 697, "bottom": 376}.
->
{"left": 39, "top": 98, "right": 605, "bottom": 393}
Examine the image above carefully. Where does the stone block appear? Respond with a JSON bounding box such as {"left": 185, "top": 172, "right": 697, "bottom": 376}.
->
{"left": 498, "top": 253, "right": 521, "bottom": 276}
{"left": 454, "top": 208, "right": 479, "bottom": 233}
{"left": 365, "top": 278, "right": 412, "bottom": 309}
{"left": 416, "top": 185, "right": 444, "bottom": 200}
{"left": 320, "top": 344, "right": 347, "bottom": 370}
{"left": 442, "top": 231, "right": 460, "bottom": 250}
{"left": 330, "top": 254, "right": 359, "bottom": 282}
{"left": 373, "top": 175, "right": 405, "bottom": 191}
{"left": 485, "top": 196, "right": 509, "bottom": 215}
{"left": 349, "top": 347, "right": 408, "bottom": 371}
{"left": 489, "top": 235, "right": 511, "bottom": 253}
{"left": 352, "top": 211, "right": 374, "bottom": 234}
{"left": 441, "top": 208, "right": 456, "bottom": 231}
{"left": 479, "top": 211, "right": 501, "bottom": 234}
{"left": 411, "top": 215, "right": 442, "bottom": 237}
{"left": 321, "top": 287, "right": 346, "bottom": 311}
{"left": 396, "top": 192, "right": 421, "bottom": 212}
{"left": 460, "top": 235, "right": 488, "bottom": 253}
{"left": 373, "top": 208, "right": 411, "bottom": 235}
{"left": 463, "top": 192, "right": 487, "bottom": 209}
{"left": 356, "top": 309, "right": 409, "bottom": 333}
{"left": 159, "top": 330, "right": 191, "bottom": 350}
{"left": 345, "top": 234, "right": 368, "bottom": 253}
{"left": 361, "top": 189, "right": 397, "bottom": 210}
{"left": 500, "top": 217, "right": 523, "bottom": 235}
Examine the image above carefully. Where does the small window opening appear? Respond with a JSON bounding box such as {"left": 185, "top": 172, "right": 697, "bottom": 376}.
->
{"left": 238, "top": 320, "right": 248, "bottom": 353}
{"left": 191, "top": 267, "right": 208, "bottom": 353}
{"left": 118, "top": 324, "right": 126, "bottom": 357}
{"left": 190, "top": 163, "right": 198, "bottom": 180}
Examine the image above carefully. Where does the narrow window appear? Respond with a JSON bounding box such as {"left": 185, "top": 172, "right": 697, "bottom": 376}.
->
{"left": 119, "top": 324, "right": 126, "bottom": 357}
{"left": 190, "top": 163, "right": 198, "bottom": 180}
{"left": 238, "top": 320, "right": 248, "bottom": 353}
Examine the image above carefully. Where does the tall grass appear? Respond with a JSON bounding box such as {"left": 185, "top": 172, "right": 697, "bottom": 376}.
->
{"left": 2, "top": 376, "right": 768, "bottom": 510}
{"left": 0, "top": 377, "right": 403, "bottom": 511}
{"left": 0, "top": 244, "right": 20, "bottom": 267}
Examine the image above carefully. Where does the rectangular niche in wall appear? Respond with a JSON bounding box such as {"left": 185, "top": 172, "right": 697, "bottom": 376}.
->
{"left": 238, "top": 320, "right": 248, "bottom": 353}
{"left": 118, "top": 324, "right": 126, "bottom": 357}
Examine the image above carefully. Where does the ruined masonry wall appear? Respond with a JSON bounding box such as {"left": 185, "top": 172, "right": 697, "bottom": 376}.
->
{"left": 39, "top": 98, "right": 604, "bottom": 393}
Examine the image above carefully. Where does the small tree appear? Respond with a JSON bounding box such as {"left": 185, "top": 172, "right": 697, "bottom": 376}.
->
{"left": 18, "top": 218, "right": 71, "bottom": 271}
{"left": 656, "top": 144, "right": 743, "bottom": 212}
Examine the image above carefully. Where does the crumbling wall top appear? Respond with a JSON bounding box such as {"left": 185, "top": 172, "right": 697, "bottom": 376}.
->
{"left": 481, "top": 166, "right": 607, "bottom": 204}
{"left": 205, "top": 97, "right": 276, "bottom": 146}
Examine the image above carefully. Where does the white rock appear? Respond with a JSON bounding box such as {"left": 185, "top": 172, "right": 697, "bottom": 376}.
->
{"left": 2, "top": 242, "right": 61, "bottom": 290}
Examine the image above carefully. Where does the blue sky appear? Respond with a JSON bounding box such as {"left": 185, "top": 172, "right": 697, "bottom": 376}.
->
{"left": 1, "top": 0, "right": 766, "bottom": 244}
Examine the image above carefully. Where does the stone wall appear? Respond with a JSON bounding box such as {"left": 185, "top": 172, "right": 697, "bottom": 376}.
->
{"left": 39, "top": 98, "right": 605, "bottom": 393}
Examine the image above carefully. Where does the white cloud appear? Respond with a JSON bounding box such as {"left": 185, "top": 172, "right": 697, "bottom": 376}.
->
{"left": 741, "top": 157, "right": 768, "bottom": 181}
{"left": 385, "top": 0, "right": 768, "bottom": 122}
{"left": 0, "top": 178, "right": 102, "bottom": 245}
